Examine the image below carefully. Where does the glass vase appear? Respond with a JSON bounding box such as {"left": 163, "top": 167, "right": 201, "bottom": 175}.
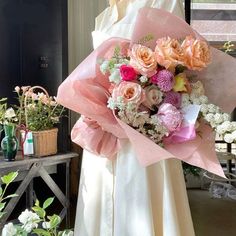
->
{"left": 1, "top": 124, "right": 19, "bottom": 161}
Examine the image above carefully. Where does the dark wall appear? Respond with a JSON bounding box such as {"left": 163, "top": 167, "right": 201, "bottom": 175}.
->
{"left": 0, "top": 0, "right": 69, "bottom": 151}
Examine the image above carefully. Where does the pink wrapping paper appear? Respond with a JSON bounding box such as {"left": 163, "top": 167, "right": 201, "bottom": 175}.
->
{"left": 57, "top": 8, "right": 236, "bottom": 178}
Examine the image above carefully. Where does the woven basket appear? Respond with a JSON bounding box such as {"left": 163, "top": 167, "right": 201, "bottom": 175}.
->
{"left": 24, "top": 86, "right": 58, "bottom": 157}
{"left": 32, "top": 128, "right": 58, "bottom": 157}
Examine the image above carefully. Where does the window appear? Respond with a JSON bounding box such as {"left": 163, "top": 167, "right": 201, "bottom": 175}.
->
{"left": 190, "top": 0, "right": 236, "bottom": 54}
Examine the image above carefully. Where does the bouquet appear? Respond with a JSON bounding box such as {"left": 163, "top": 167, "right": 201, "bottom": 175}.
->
{"left": 57, "top": 8, "right": 236, "bottom": 177}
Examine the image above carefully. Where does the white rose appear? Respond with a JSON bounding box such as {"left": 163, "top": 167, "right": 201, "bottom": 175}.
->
{"left": 22, "top": 222, "right": 38, "bottom": 233}
{"left": 18, "top": 209, "right": 37, "bottom": 224}
{"left": 2, "top": 223, "right": 17, "bottom": 236}
{"left": 224, "top": 133, "right": 234, "bottom": 143}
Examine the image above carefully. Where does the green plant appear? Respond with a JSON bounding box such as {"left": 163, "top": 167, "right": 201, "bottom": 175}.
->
{"left": 0, "top": 171, "right": 19, "bottom": 219}
{"left": 1, "top": 171, "right": 73, "bottom": 236}
{"left": 14, "top": 86, "right": 64, "bottom": 131}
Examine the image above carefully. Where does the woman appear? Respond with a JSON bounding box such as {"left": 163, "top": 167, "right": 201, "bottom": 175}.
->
{"left": 63, "top": 1, "right": 195, "bottom": 235}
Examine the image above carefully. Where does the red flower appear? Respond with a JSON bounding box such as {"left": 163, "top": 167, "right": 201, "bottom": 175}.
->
{"left": 120, "top": 65, "right": 137, "bottom": 81}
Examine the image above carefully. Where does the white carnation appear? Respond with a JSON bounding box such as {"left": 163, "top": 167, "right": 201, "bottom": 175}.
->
{"left": 108, "top": 69, "right": 121, "bottom": 84}
{"left": 224, "top": 133, "right": 234, "bottom": 143}
{"left": 2, "top": 223, "right": 17, "bottom": 236}
{"left": 42, "top": 221, "right": 51, "bottom": 229}
{"left": 100, "top": 60, "right": 109, "bottom": 74}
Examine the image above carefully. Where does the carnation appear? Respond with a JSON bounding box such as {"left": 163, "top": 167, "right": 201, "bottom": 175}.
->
{"left": 152, "top": 70, "right": 174, "bottom": 92}
{"left": 163, "top": 91, "right": 181, "bottom": 108}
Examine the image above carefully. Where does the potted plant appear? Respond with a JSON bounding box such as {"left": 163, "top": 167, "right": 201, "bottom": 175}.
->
{"left": 14, "top": 86, "right": 64, "bottom": 157}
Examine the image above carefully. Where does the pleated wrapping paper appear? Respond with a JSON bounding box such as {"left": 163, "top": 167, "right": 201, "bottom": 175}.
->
{"left": 57, "top": 8, "right": 236, "bottom": 178}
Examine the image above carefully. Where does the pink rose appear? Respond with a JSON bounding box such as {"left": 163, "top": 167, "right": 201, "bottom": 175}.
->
{"left": 142, "top": 85, "right": 163, "bottom": 110}
{"left": 112, "top": 81, "right": 144, "bottom": 105}
{"left": 181, "top": 35, "right": 211, "bottom": 71}
{"left": 129, "top": 44, "right": 157, "bottom": 77}
{"left": 120, "top": 65, "right": 137, "bottom": 81}
{"left": 157, "top": 103, "right": 183, "bottom": 132}
{"left": 155, "top": 37, "right": 184, "bottom": 70}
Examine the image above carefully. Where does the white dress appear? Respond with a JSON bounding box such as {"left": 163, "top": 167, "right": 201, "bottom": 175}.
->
{"left": 74, "top": 1, "right": 195, "bottom": 236}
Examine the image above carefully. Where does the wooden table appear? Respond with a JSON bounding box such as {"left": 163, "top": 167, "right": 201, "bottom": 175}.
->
{"left": 0, "top": 152, "right": 79, "bottom": 228}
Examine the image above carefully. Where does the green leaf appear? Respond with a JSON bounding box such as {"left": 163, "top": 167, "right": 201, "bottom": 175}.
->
{"left": 32, "top": 206, "right": 46, "bottom": 218}
{"left": 0, "top": 187, "right": 3, "bottom": 197}
{"left": 33, "top": 228, "right": 51, "bottom": 236}
{"left": 0, "top": 202, "right": 6, "bottom": 211}
{"left": 48, "top": 214, "right": 61, "bottom": 228}
{"left": 1, "top": 171, "right": 18, "bottom": 185}
{"left": 3, "top": 194, "right": 18, "bottom": 200}
{"left": 0, "top": 211, "right": 6, "bottom": 219}
{"left": 43, "top": 197, "right": 54, "bottom": 209}
{"left": 35, "top": 199, "right": 40, "bottom": 207}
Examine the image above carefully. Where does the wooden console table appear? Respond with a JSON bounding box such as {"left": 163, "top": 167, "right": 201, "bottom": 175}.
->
{"left": 0, "top": 152, "right": 79, "bottom": 228}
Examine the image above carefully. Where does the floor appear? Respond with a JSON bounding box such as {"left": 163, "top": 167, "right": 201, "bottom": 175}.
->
{"left": 188, "top": 189, "right": 236, "bottom": 236}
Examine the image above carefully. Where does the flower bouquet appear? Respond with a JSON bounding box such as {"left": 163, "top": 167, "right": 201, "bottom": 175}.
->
{"left": 57, "top": 8, "right": 236, "bottom": 177}
{"left": 15, "top": 86, "right": 64, "bottom": 157}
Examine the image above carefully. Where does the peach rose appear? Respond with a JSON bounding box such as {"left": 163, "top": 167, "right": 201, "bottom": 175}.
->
{"left": 155, "top": 37, "right": 184, "bottom": 70}
{"left": 112, "top": 81, "right": 144, "bottom": 105}
{"left": 181, "top": 36, "right": 211, "bottom": 71}
{"left": 129, "top": 44, "right": 157, "bottom": 77}
{"left": 142, "top": 85, "right": 163, "bottom": 110}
